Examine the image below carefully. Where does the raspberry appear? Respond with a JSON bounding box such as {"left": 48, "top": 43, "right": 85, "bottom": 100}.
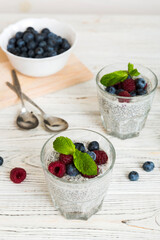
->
{"left": 122, "top": 78, "right": 136, "bottom": 92}
{"left": 118, "top": 91, "right": 131, "bottom": 103}
{"left": 94, "top": 150, "right": 108, "bottom": 165}
{"left": 10, "top": 168, "right": 26, "bottom": 184}
{"left": 144, "top": 83, "right": 148, "bottom": 89}
{"left": 59, "top": 154, "right": 73, "bottom": 165}
{"left": 82, "top": 165, "right": 99, "bottom": 178}
{"left": 48, "top": 161, "right": 66, "bottom": 178}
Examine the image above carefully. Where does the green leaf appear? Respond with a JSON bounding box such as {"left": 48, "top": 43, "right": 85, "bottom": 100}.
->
{"left": 100, "top": 70, "right": 128, "bottom": 87}
{"left": 128, "top": 63, "right": 134, "bottom": 74}
{"left": 73, "top": 149, "right": 97, "bottom": 176}
{"left": 53, "top": 136, "right": 75, "bottom": 155}
{"left": 129, "top": 69, "right": 140, "bottom": 77}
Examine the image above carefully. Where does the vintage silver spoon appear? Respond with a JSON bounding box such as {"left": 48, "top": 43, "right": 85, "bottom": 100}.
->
{"left": 11, "top": 70, "right": 39, "bottom": 130}
{"left": 7, "top": 80, "right": 68, "bottom": 132}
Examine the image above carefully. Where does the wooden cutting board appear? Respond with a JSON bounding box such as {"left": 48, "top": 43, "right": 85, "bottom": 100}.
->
{"left": 0, "top": 48, "right": 93, "bottom": 109}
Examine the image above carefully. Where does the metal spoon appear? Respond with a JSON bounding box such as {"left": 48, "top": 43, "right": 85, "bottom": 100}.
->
{"left": 10, "top": 70, "right": 39, "bottom": 130}
{"left": 7, "top": 80, "right": 68, "bottom": 132}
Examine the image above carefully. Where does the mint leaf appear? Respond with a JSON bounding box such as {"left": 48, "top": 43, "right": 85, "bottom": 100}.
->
{"left": 53, "top": 137, "right": 75, "bottom": 155}
{"left": 73, "top": 149, "right": 97, "bottom": 176}
{"left": 129, "top": 69, "right": 140, "bottom": 77}
{"left": 128, "top": 63, "right": 134, "bottom": 74}
{"left": 100, "top": 70, "right": 128, "bottom": 87}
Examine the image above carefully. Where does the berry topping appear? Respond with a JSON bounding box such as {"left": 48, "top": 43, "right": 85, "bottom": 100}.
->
{"left": 88, "top": 141, "right": 99, "bottom": 151}
{"left": 122, "top": 78, "right": 136, "bottom": 92}
{"left": 59, "top": 154, "right": 73, "bottom": 165}
{"left": 0, "top": 156, "right": 3, "bottom": 166}
{"left": 86, "top": 151, "right": 96, "bottom": 161}
{"left": 105, "top": 86, "right": 116, "bottom": 94}
{"left": 66, "top": 164, "right": 80, "bottom": 176}
{"left": 128, "top": 171, "right": 139, "bottom": 181}
{"left": 94, "top": 150, "right": 108, "bottom": 165}
{"left": 118, "top": 91, "right": 131, "bottom": 97}
{"left": 130, "top": 91, "right": 137, "bottom": 97}
{"left": 48, "top": 161, "right": 66, "bottom": 178}
{"left": 116, "top": 89, "right": 123, "bottom": 95}
{"left": 136, "top": 78, "right": 146, "bottom": 89}
{"left": 10, "top": 168, "right": 26, "bottom": 184}
{"left": 114, "top": 82, "right": 123, "bottom": 89}
{"left": 74, "top": 142, "right": 85, "bottom": 152}
{"left": 137, "top": 89, "right": 147, "bottom": 95}
{"left": 143, "top": 161, "right": 155, "bottom": 172}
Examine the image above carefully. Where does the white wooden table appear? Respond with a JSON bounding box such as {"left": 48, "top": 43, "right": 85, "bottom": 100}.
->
{"left": 0, "top": 14, "right": 160, "bottom": 240}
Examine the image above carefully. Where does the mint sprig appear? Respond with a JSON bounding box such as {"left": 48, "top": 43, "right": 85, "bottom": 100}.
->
{"left": 53, "top": 136, "right": 97, "bottom": 176}
{"left": 100, "top": 62, "right": 140, "bottom": 87}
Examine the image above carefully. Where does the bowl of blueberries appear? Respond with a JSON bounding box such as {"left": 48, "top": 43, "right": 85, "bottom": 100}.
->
{"left": 0, "top": 18, "right": 77, "bottom": 77}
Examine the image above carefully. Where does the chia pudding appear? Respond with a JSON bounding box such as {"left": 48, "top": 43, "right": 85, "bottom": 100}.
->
{"left": 96, "top": 63, "right": 158, "bottom": 139}
{"left": 41, "top": 129, "right": 115, "bottom": 220}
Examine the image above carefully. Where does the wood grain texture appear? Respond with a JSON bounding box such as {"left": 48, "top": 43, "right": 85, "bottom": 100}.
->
{"left": 0, "top": 14, "right": 160, "bottom": 240}
{"left": 0, "top": 51, "right": 93, "bottom": 109}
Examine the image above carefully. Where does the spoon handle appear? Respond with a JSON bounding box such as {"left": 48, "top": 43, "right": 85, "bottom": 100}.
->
{"left": 11, "top": 70, "right": 25, "bottom": 108}
{"left": 6, "top": 82, "right": 45, "bottom": 115}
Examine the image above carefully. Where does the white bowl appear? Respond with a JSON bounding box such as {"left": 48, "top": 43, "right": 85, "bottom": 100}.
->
{"left": 0, "top": 18, "right": 77, "bottom": 77}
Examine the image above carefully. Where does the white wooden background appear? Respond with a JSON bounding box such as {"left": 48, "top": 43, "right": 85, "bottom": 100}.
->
{"left": 0, "top": 14, "right": 160, "bottom": 240}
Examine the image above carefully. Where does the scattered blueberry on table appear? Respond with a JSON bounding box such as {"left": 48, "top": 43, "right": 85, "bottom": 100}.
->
{"left": 143, "top": 161, "right": 155, "bottom": 172}
{"left": 7, "top": 27, "right": 71, "bottom": 58}
{"left": 128, "top": 171, "right": 139, "bottom": 181}
{"left": 0, "top": 156, "right": 3, "bottom": 166}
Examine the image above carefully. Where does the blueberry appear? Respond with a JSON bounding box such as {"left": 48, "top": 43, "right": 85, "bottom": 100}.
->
{"left": 61, "top": 38, "right": 71, "bottom": 50}
{"left": 48, "top": 51, "right": 57, "bottom": 57}
{"left": 0, "top": 156, "right": 3, "bottom": 166}
{"left": 106, "top": 86, "right": 116, "bottom": 94}
{"left": 16, "top": 39, "right": 25, "bottom": 48}
{"left": 88, "top": 141, "right": 99, "bottom": 151}
{"left": 130, "top": 91, "right": 137, "bottom": 97}
{"left": 26, "top": 27, "right": 35, "bottom": 32}
{"left": 13, "top": 47, "right": 21, "bottom": 56}
{"left": 66, "top": 164, "right": 79, "bottom": 176}
{"left": 47, "top": 39, "right": 56, "bottom": 47}
{"left": 21, "top": 46, "right": 27, "bottom": 52}
{"left": 7, "top": 44, "right": 15, "bottom": 52}
{"left": 87, "top": 151, "right": 96, "bottom": 161}
{"left": 15, "top": 31, "right": 23, "bottom": 39}
{"left": 27, "top": 40, "right": 36, "bottom": 50}
{"left": 43, "top": 52, "right": 49, "bottom": 58}
{"left": 28, "top": 49, "right": 35, "bottom": 58}
{"left": 56, "top": 36, "right": 63, "bottom": 45}
{"left": 23, "top": 32, "right": 34, "bottom": 43}
{"left": 9, "top": 37, "right": 16, "bottom": 45}
{"left": 35, "top": 47, "right": 44, "bottom": 55}
{"left": 35, "top": 34, "right": 44, "bottom": 42}
{"left": 41, "top": 28, "right": 50, "bottom": 34}
{"left": 39, "top": 41, "right": 47, "bottom": 48}
{"left": 116, "top": 89, "right": 123, "bottom": 95}
{"left": 20, "top": 52, "right": 28, "bottom": 58}
{"left": 143, "top": 161, "right": 155, "bottom": 172}
{"left": 127, "top": 75, "right": 132, "bottom": 79}
{"left": 45, "top": 46, "right": 54, "bottom": 52}
{"left": 136, "top": 78, "right": 146, "bottom": 89}
{"left": 128, "top": 171, "right": 139, "bottom": 181}
{"left": 137, "top": 89, "right": 147, "bottom": 95}
{"left": 58, "top": 48, "right": 65, "bottom": 54}
{"left": 74, "top": 143, "right": 85, "bottom": 152}
{"left": 47, "top": 32, "right": 57, "bottom": 40}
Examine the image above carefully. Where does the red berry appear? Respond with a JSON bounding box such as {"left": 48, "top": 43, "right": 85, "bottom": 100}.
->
{"left": 48, "top": 161, "right": 66, "bottom": 178}
{"left": 114, "top": 82, "right": 123, "bottom": 89}
{"left": 59, "top": 154, "right": 73, "bottom": 165}
{"left": 94, "top": 150, "right": 108, "bottom": 165}
{"left": 82, "top": 165, "right": 99, "bottom": 178}
{"left": 122, "top": 78, "right": 136, "bottom": 92}
{"left": 10, "top": 168, "right": 26, "bottom": 184}
{"left": 144, "top": 83, "right": 148, "bottom": 89}
{"left": 118, "top": 91, "right": 131, "bottom": 103}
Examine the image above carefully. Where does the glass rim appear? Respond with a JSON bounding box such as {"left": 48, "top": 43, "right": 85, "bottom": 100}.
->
{"left": 96, "top": 63, "right": 158, "bottom": 100}
{"left": 40, "top": 128, "right": 116, "bottom": 185}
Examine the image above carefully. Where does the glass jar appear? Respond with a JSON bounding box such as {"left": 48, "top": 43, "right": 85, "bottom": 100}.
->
{"left": 96, "top": 63, "right": 158, "bottom": 139}
{"left": 41, "top": 128, "right": 116, "bottom": 220}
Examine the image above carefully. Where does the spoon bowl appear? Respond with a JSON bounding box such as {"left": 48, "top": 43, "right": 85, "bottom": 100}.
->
{"left": 43, "top": 114, "right": 68, "bottom": 132}
{"left": 17, "top": 109, "right": 39, "bottom": 130}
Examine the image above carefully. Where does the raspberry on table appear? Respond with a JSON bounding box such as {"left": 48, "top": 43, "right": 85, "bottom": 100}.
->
{"left": 122, "top": 78, "right": 136, "bottom": 92}
{"left": 48, "top": 161, "right": 66, "bottom": 178}
{"left": 10, "top": 168, "right": 26, "bottom": 184}
{"left": 59, "top": 154, "right": 73, "bottom": 165}
{"left": 93, "top": 150, "right": 108, "bottom": 165}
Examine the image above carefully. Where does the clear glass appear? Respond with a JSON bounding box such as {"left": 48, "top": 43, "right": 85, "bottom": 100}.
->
{"left": 96, "top": 63, "right": 158, "bottom": 139}
{"left": 40, "top": 128, "right": 116, "bottom": 220}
